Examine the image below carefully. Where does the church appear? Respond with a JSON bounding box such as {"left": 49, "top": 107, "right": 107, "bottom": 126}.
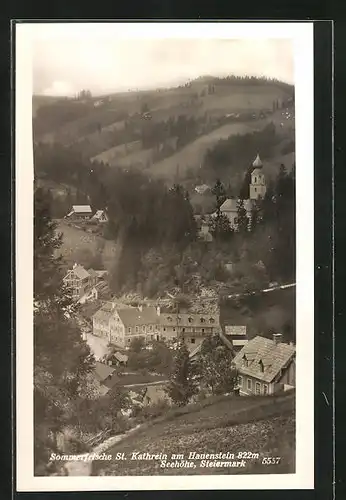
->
{"left": 219, "top": 154, "right": 267, "bottom": 229}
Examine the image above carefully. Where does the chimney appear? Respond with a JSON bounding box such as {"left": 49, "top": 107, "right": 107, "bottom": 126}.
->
{"left": 273, "top": 333, "right": 282, "bottom": 345}
{"left": 156, "top": 306, "right": 161, "bottom": 316}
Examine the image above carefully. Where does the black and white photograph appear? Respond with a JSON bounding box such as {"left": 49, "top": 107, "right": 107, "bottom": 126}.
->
{"left": 15, "top": 22, "right": 314, "bottom": 491}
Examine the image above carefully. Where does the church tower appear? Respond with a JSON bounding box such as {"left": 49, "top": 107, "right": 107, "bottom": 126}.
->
{"left": 249, "top": 154, "right": 266, "bottom": 200}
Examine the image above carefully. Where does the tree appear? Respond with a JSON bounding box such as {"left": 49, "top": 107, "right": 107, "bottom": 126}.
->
{"left": 165, "top": 341, "right": 198, "bottom": 406}
{"left": 34, "top": 187, "right": 95, "bottom": 472}
{"left": 236, "top": 199, "right": 249, "bottom": 233}
{"left": 197, "top": 335, "right": 238, "bottom": 395}
{"left": 130, "top": 336, "right": 145, "bottom": 353}
{"left": 250, "top": 201, "right": 261, "bottom": 232}
{"left": 208, "top": 213, "right": 233, "bottom": 241}
{"left": 212, "top": 179, "right": 227, "bottom": 215}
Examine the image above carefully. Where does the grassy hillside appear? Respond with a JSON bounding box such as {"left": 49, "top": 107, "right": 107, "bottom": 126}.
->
{"left": 92, "top": 390, "right": 295, "bottom": 476}
{"left": 33, "top": 78, "right": 294, "bottom": 170}
{"left": 56, "top": 220, "right": 118, "bottom": 271}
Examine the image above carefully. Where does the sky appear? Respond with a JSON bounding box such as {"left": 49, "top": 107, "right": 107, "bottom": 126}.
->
{"left": 32, "top": 34, "right": 294, "bottom": 97}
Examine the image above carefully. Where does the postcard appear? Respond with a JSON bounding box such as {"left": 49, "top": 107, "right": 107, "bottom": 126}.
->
{"left": 15, "top": 21, "right": 314, "bottom": 491}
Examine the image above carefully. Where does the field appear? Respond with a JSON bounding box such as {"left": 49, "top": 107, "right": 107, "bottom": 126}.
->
{"left": 56, "top": 220, "right": 117, "bottom": 270}
{"left": 92, "top": 390, "right": 295, "bottom": 476}
{"left": 147, "top": 109, "right": 294, "bottom": 182}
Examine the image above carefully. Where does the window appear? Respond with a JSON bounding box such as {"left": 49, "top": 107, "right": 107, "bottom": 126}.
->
{"left": 263, "top": 384, "right": 268, "bottom": 395}
{"left": 254, "top": 177, "right": 257, "bottom": 183}
{"left": 200, "top": 317, "right": 205, "bottom": 323}
{"left": 127, "top": 338, "right": 131, "bottom": 343}
{"left": 173, "top": 327, "right": 176, "bottom": 332}
{"left": 247, "top": 378, "right": 252, "bottom": 391}
{"left": 254, "top": 187, "right": 257, "bottom": 192}
{"left": 182, "top": 328, "right": 185, "bottom": 333}
{"left": 163, "top": 328, "right": 166, "bottom": 332}
{"left": 142, "top": 325, "right": 146, "bottom": 333}
{"left": 209, "top": 318, "right": 215, "bottom": 323}
{"left": 238, "top": 376, "right": 243, "bottom": 387}
{"left": 135, "top": 326, "right": 139, "bottom": 333}
{"left": 255, "top": 382, "right": 261, "bottom": 394}
{"left": 191, "top": 338, "right": 196, "bottom": 344}
{"left": 167, "top": 316, "right": 172, "bottom": 322}
{"left": 188, "top": 317, "right": 193, "bottom": 323}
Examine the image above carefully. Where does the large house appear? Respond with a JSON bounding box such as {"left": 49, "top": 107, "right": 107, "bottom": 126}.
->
{"left": 63, "top": 264, "right": 108, "bottom": 302}
{"left": 65, "top": 205, "right": 93, "bottom": 220}
{"left": 233, "top": 334, "right": 295, "bottom": 396}
{"left": 158, "top": 311, "right": 220, "bottom": 348}
{"left": 92, "top": 303, "right": 220, "bottom": 349}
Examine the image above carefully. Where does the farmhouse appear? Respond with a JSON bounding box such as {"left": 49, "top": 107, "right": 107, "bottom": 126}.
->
{"left": 65, "top": 205, "right": 92, "bottom": 220}
{"left": 91, "top": 210, "right": 108, "bottom": 223}
{"left": 63, "top": 263, "right": 108, "bottom": 302}
{"left": 93, "top": 361, "right": 119, "bottom": 395}
{"left": 233, "top": 334, "right": 295, "bottom": 396}
{"left": 92, "top": 303, "right": 220, "bottom": 349}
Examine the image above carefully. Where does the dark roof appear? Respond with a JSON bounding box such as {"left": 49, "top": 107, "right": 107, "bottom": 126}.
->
{"left": 233, "top": 336, "right": 295, "bottom": 383}
{"left": 94, "top": 361, "right": 116, "bottom": 382}
{"left": 114, "top": 352, "right": 128, "bottom": 363}
{"left": 68, "top": 265, "right": 90, "bottom": 280}
{"left": 117, "top": 307, "right": 158, "bottom": 326}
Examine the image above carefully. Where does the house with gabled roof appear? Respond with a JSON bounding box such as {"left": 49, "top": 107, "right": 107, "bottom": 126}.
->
{"left": 63, "top": 263, "right": 107, "bottom": 302}
{"left": 91, "top": 210, "right": 108, "bottom": 223}
{"left": 158, "top": 310, "right": 220, "bottom": 350}
{"left": 233, "top": 334, "right": 295, "bottom": 396}
{"left": 92, "top": 303, "right": 221, "bottom": 350}
{"left": 65, "top": 205, "right": 92, "bottom": 220}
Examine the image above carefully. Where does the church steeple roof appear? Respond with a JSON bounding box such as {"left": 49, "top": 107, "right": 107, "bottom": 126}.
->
{"left": 252, "top": 154, "right": 263, "bottom": 168}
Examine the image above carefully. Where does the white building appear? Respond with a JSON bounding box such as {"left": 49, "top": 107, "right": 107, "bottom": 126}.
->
{"left": 219, "top": 198, "right": 252, "bottom": 229}
{"left": 250, "top": 154, "right": 266, "bottom": 200}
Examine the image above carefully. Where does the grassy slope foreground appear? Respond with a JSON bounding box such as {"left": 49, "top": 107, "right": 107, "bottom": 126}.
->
{"left": 93, "top": 391, "right": 295, "bottom": 476}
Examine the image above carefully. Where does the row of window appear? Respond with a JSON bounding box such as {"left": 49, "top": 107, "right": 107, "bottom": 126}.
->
{"left": 165, "top": 316, "right": 215, "bottom": 324}
{"left": 124, "top": 335, "right": 197, "bottom": 344}
{"left": 126, "top": 325, "right": 213, "bottom": 335}
{"left": 238, "top": 376, "right": 268, "bottom": 395}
